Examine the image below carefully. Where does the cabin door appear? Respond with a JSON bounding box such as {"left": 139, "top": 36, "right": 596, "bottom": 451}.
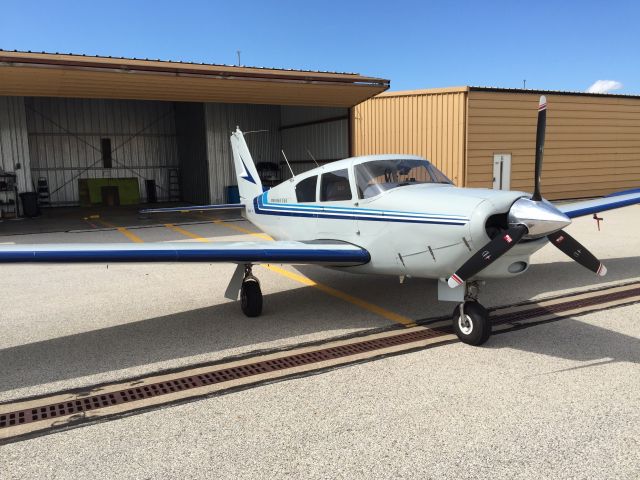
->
{"left": 317, "top": 167, "right": 358, "bottom": 237}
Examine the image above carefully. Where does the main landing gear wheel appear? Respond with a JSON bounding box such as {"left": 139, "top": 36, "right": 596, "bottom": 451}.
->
{"left": 452, "top": 301, "right": 491, "bottom": 346}
{"left": 241, "top": 278, "right": 263, "bottom": 317}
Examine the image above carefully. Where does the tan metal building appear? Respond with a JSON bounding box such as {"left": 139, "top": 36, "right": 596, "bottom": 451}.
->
{"left": 353, "top": 87, "right": 640, "bottom": 199}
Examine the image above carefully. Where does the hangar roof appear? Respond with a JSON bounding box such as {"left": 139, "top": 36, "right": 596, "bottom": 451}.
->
{"left": 377, "top": 85, "right": 640, "bottom": 100}
{"left": 0, "top": 50, "right": 389, "bottom": 107}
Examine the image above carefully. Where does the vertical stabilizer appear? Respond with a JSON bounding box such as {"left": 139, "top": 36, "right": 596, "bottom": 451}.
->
{"left": 230, "top": 127, "right": 263, "bottom": 204}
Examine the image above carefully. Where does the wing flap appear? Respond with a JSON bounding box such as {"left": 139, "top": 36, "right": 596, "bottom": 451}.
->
{"left": 0, "top": 241, "right": 370, "bottom": 266}
{"left": 557, "top": 188, "right": 640, "bottom": 218}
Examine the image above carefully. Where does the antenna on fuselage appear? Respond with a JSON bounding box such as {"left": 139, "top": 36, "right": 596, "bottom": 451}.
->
{"left": 281, "top": 150, "right": 295, "bottom": 179}
{"left": 306, "top": 149, "right": 320, "bottom": 167}
{"left": 242, "top": 129, "right": 269, "bottom": 135}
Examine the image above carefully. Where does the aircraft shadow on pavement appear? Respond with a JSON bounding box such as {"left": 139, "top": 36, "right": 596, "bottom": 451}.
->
{"left": 295, "top": 256, "right": 640, "bottom": 311}
{"left": 1, "top": 257, "right": 638, "bottom": 395}
{"left": 0, "top": 286, "right": 380, "bottom": 394}
{"left": 298, "top": 256, "right": 640, "bottom": 366}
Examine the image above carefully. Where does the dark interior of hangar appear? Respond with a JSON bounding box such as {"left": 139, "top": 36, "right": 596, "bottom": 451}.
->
{"left": 0, "top": 97, "right": 350, "bottom": 215}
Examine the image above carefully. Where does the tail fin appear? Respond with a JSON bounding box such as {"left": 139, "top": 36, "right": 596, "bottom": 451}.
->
{"left": 230, "top": 127, "right": 263, "bottom": 204}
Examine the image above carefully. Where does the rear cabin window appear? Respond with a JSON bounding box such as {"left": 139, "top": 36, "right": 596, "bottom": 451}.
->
{"left": 320, "top": 169, "right": 352, "bottom": 201}
{"left": 295, "top": 176, "right": 317, "bottom": 202}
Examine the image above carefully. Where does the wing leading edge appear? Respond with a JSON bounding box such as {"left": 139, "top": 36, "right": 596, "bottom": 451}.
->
{"left": 0, "top": 241, "right": 370, "bottom": 266}
{"left": 557, "top": 188, "right": 640, "bottom": 219}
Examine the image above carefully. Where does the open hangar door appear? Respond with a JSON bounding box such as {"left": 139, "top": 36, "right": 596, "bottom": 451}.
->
{"left": 21, "top": 98, "right": 351, "bottom": 208}
{"left": 25, "top": 97, "right": 180, "bottom": 207}
{"left": 15, "top": 98, "right": 351, "bottom": 208}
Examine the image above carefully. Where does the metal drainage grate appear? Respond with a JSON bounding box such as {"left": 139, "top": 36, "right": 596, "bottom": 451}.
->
{"left": 493, "top": 286, "right": 640, "bottom": 324}
{"left": 0, "top": 327, "right": 446, "bottom": 429}
{"left": 5, "top": 285, "right": 638, "bottom": 432}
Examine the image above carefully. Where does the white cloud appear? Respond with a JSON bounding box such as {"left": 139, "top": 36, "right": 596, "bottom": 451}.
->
{"left": 586, "top": 80, "right": 623, "bottom": 94}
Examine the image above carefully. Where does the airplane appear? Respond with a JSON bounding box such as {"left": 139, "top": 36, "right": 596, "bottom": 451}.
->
{"left": 1, "top": 96, "right": 639, "bottom": 346}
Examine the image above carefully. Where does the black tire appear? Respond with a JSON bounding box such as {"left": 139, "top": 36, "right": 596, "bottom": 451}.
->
{"left": 241, "top": 280, "right": 263, "bottom": 317}
{"left": 451, "top": 300, "right": 491, "bottom": 346}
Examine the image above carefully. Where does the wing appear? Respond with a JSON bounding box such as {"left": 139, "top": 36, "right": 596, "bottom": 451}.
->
{"left": 140, "top": 203, "right": 244, "bottom": 214}
{"left": 557, "top": 188, "right": 640, "bottom": 219}
{"left": 0, "top": 240, "right": 369, "bottom": 266}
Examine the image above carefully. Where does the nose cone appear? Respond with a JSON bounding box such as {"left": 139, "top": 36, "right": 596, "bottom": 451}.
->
{"left": 508, "top": 197, "right": 571, "bottom": 237}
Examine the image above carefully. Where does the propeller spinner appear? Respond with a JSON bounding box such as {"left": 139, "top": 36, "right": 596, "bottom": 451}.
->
{"left": 447, "top": 96, "right": 606, "bottom": 288}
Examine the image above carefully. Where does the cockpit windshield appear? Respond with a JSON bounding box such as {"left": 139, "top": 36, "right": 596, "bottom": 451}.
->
{"left": 354, "top": 159, "right": 452, "bottom": 199}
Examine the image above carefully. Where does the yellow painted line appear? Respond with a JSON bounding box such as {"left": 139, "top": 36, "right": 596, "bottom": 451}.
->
{"left": 95, "top": 219, "right": 144, "bottom": 243}
{"left": 211, "top": 219, "right": 272, "bottom": 240}
{"left": 264, "top": 264, "right": 417, "bottom": 327}
{"left": 164, "top": 224, "right": 210, "bottom": 242}
{"left": 177, "top": 218, "right": 416, "bottom": 328}
{"left": 190, "top": 212, "right": 272, "bottom": 240}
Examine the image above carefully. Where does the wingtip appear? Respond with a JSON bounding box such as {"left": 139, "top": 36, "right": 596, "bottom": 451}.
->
{"left": 597, "top": 263, "right": 607, "bottom": 277}
{"left": 447, "top": 275, "right": 463, "bottom": 288}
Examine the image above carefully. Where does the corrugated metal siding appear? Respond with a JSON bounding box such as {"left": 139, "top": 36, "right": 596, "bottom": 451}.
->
{"left": 204, "top": 103, "right": 281, "bottom": 203}
{"left": 25, "top": 97, "right": 178, "bottom": 204}
{"left": 353, "top": 90, "right": 467, "bottom": 186}
{"left": 466, "top": 91, "right": 640, "bottom": 199}
{"left": 0, "top": 96, "right": 32, "bottom": 193}
{"left": 280, "top": 106, "right": 349, "bottom": 177}
{"left": 175, "top": 102, "right": 209, "bottom": 204}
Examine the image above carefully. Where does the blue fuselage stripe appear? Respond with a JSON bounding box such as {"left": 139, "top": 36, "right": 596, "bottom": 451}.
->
{"left": 254, "top": 194, "right": 468, "bottom": 226}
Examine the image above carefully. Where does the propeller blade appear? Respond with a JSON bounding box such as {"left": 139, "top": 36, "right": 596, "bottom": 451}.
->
{"left": 547, "top": 230, "right": 607, "bottom": 276}
{"left": 447, "top": 225, "right": 528, "bottom": 288}
{"left": 531, "top": 95, "right": 547, "bottom": 201}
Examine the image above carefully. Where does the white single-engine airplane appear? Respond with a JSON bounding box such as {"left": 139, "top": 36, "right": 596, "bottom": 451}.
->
{"left": 2, "top": 97, "right": 639, "bottom": 345}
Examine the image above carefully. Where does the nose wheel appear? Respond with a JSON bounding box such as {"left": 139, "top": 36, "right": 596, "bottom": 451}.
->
{"left": 451, "top": 285, "right": 491, "bottom": 345}
{"left": 452, "top": 301, "right": 490, "bottom": 345}
{"left": 240, "top": 266, "right": 263, "bottom": 317}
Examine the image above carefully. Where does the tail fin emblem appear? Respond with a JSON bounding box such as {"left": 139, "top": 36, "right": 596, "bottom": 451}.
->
{"left": 239, "top": 155, "right": 257, "bottom": 184}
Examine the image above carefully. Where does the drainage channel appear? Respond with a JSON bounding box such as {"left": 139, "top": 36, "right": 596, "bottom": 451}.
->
{"left": 1, "top": 280, "right": 639, "bottom": 444}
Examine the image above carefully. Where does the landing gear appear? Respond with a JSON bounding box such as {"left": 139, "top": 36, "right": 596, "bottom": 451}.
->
{"left": 240, "top": 265, "right": 262, "bottom": 317}
{"left": 451, "top": 282, "right": 491, "bottom": 345}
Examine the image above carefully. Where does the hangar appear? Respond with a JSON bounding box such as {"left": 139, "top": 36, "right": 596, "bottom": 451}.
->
{"left": 0, "top": 50, "right": 388, "bottom": 214}
{"left": 353, "top": 86, "right": 640, "bottom": 199}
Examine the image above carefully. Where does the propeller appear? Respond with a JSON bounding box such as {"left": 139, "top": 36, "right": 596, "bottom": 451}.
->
{"left": 447, "top": 96, "right": 606, "bottom": 288}
{"left": 547, "top": 230, "right": 607, "bottom": 276}
{"left": 531, "top": 96, "right": 547, "bottom": 201}
{"left": 447, "top": 225, "right": 528, "bottom": 288}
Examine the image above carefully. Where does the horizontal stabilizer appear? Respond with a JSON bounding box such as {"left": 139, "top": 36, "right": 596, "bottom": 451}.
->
{"left": 557, "top": 188, "right": 640, "bottom": 218}
{"left": 140, "top": 204, "right": 244, "bottom": 214}
{"left": 0, "top": 241, "right": 370, "bottom": 266}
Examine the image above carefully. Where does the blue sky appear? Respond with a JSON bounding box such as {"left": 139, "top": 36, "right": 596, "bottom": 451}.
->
{"left": 1, "top": 0, "right": 638, "bottom": 93}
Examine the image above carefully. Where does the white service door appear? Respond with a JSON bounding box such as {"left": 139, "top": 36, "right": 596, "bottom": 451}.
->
{"left": 493, "top": 153, "right": 511, "bottom": 190}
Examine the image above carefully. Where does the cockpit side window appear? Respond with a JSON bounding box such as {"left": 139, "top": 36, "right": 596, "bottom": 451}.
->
{"left": 320, "top": 168, "right": 352, "bottom": 202}
{"left": 295, "top": 176, "right": 318, "bottom": 203}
